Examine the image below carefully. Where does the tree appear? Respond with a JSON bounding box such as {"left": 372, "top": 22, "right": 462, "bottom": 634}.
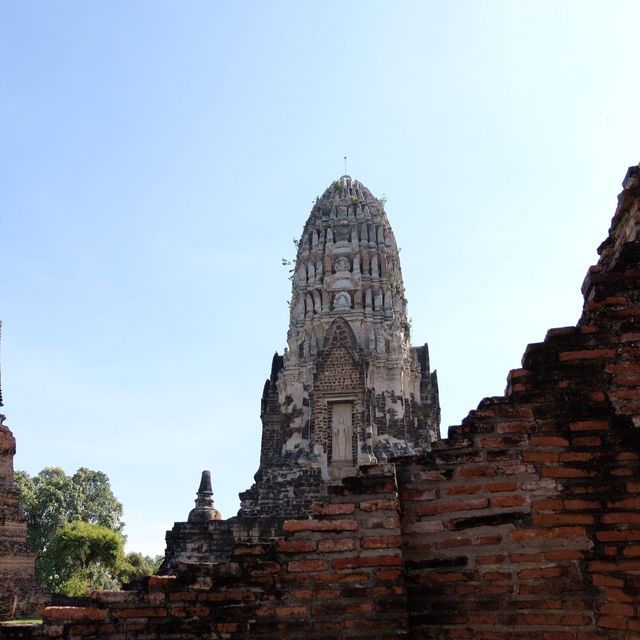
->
{"left": 118, "top": 552, "right": 164, "bottom": 586}
{"left": 49, "top": 521, "right": 125, "bottom": 596}
{"left": 15, "top": 467, "right": 124, "bottom": 592}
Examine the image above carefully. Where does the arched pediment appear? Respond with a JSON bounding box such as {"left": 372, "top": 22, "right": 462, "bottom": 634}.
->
{"left": 324, "top": 317, "right": 360, "bottom": 355}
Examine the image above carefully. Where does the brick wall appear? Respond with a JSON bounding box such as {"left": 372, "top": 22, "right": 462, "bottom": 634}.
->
{"left": 27, "top": 466, "right": 406, "bottom": 639}
{"left": 397, "top": 164, "right": 640, "bottom": 638}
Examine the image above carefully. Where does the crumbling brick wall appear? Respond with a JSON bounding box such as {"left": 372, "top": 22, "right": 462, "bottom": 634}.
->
{"left": 32, "top": 466, "right": 407, "bottom": 639}
{"left": 397, "top": 163, "right": 640, "bottom": 639}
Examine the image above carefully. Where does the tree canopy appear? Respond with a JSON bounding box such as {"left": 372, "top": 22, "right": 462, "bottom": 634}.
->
{"left": 49, "top": 521, "right": 125, "bottom": 595}
{"left": 15, "top": 467, "right": 126, "bottom": 593}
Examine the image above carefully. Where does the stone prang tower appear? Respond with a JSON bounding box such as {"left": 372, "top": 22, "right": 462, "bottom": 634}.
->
{"left": 162, "top": 175, "right": 440, "bottom": 569}
{"left": 240, "top": 175, "right": 440, "bottom": 516}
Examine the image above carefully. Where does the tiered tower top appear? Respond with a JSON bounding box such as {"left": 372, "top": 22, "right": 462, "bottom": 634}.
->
{"left": 286, "top": 175, "right": 410, "bottom": 366}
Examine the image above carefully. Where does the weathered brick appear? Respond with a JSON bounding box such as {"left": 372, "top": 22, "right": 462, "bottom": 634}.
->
{"left": 517, "top": 566, "right": 562, "bottom": 580}
{"left": 283, "top": 518, "right": 358, "bottom": 532}
{"left": 147, "top": 575, "right": 177, "bottom": 589}
{"left": 533, "top": 513, "right": 594, "bottom": 525}
{"left": 333, "top": 554, "right": 402, "bottom": 570}
{"left": 458, "top": 466, "right": 497, "bottom": 479}
{"left": 598, "top": 615, "right": 627, "bottom": 630}
{"left": 288, "top": 559, "right": 328, "bottom": 572}
{"left": 511, "top": 527, "right": 587, "bottom": 543}
{"left": 318, "top": 538, "right": 356, "bottom": 552}
{"left": 360, "top": 535, "right": 401, "bottom": 550}
{"left": 559, "top": 348, "right": 615, "bottom": 361}
{"left": 274, "top": 605, "right": 308, "bottom": 617}
{"left": 484, "top": 481, "right": 518, "bottom": 493}
{"left": 44, "top": 607, "right": 109, "bottom": 622}
{"left": 114, "top": 607, "right": 167, "bottom": 618}
{"left": 569, "top": 420, "right": 610, "bottom": 431}
{"left": 602, "top": 512, "right": 640, "bottom": 525}
{"left": 359, "top": 499, "right": 397, "bottom": 512}
{"left": 417, "top": 498, "right": 488, "bottom": 516}
{"left": 531, "top": 436, "right": 569, "bottom": 447}
{"left": 542, "top": 467, "right": 595, "bottom": 478}
{"left": 572, "top": 435, "right": 602, "bottom": 446}
{"left": 311, "top": 503, "right": 356, "bottom": 515}
{"left": 444, "top": 484, "right": 482, "bottom": 496}
{"left": 491, "top": 495, "right": 526, "bottom": 508}
{"left": 496, "top": 422, "right": 534, "bottom": 433}
{"left": 522, "top": 452, "right": 560, "bottom": 463}
{"left": 277, "top": 539, "right": 317, "bottom": 553}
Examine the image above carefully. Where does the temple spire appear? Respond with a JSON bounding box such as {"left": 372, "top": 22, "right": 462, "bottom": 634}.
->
{"left": 187, "top": 470, "right": 221, "bottom": 522}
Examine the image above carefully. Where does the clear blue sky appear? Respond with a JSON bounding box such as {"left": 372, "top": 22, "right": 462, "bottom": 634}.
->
{"left": 1, "top": 1, "right": 639, "bottom": 556}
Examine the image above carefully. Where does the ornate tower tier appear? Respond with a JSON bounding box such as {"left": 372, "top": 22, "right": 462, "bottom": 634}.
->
{"left": 240, "top": 176, "right": 440, "bottom": 516}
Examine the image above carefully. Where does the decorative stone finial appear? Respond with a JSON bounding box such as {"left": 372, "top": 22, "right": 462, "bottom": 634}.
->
{"left": 188, "top": 470, "right": 221, "bottom": 522}
{"left": 197, "top": 470, "right": 213, "bottom": 494}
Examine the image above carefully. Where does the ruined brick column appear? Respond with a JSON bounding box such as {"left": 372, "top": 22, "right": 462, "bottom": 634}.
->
{"left": 0, "top": 323, "right": 43, "bottom": 619}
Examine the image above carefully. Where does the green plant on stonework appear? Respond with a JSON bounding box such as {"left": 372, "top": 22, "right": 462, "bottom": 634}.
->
{"left": 379, "top": 193, "right": 387, "bottom": 205}
{"left": 612, "top": 210, "right": 630, "bottom": 242}
{"left": 282, "top": 238, "right": 301, "bottom": 283}
{"left": 351, "top": 195, "right": 358, "bottom": 204}
{"left": 281, "top": 258, "right": 294, "bottom": 283}
{"left": 333, "top": 180, "right": 344, "bottom": 193}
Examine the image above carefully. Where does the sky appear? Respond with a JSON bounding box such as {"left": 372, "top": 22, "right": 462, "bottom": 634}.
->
{"left": 1, "top": 1, "right": 639, "bottom": 556}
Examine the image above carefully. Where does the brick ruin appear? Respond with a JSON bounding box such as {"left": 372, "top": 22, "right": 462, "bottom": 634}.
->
{"left": 2, "top": 164, "right": 640, "bottom": 638}
{"left": 0, "top": 323, "right": 41, "bottom": 619}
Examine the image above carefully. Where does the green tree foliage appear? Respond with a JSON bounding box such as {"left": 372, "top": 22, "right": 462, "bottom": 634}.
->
{"left": 49, "top": 521, "right": 125, "bottom": 596}
{"left": 15, "top": 467, "right": 125, "bottom": 592}
{"left": 118, "top": 552, "right": 163, "bottom": 585}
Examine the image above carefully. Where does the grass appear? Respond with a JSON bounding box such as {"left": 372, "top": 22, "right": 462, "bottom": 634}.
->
{"left": 1, "top": 618, "right": 43, "bottom": 625}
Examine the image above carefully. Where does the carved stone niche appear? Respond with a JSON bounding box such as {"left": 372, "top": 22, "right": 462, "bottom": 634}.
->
{"left": 330, "top": 401, "right": 354, "bottom": 464}
{"left": 334, "top": 256, "right": 351, "bottom": 273}
{"left": 334, "top": 225, "right": 350, "bottom": 242}
{"left": 334, "top": 291, "right": 351, "bottom": 310}
{"left": 327, "top": 272, "right": 359, "bottom": 291}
